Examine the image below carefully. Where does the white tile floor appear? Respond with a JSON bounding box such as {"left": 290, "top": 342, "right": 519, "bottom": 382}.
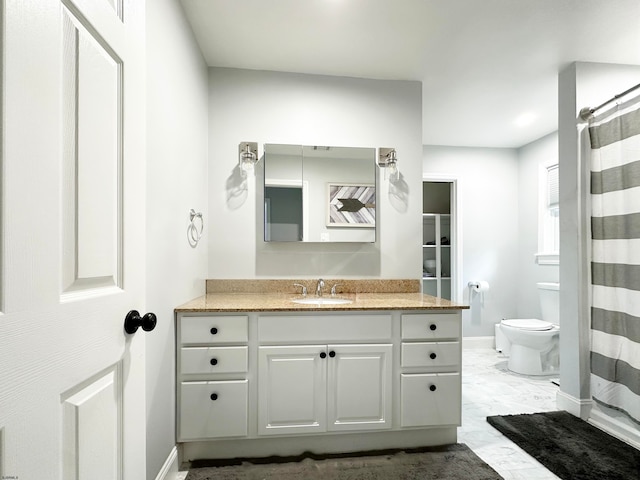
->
{"left": 177, "top": 347, "right": 561, "bottom": 480}
{"left": 459, "top": 347, "right": 561, "bottom": 479}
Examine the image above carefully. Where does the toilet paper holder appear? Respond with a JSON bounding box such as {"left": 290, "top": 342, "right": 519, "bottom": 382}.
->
{"left": 468, "top": 280, "right": 490, "bottom": 293}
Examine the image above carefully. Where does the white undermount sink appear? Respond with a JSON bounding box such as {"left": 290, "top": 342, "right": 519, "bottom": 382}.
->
{"left": 291, "top": 297, "right": 353, "bottom": 305}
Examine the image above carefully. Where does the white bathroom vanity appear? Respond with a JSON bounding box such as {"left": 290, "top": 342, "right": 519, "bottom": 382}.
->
{"left": 175, "top": 282, "right": 467, "bottom": 463}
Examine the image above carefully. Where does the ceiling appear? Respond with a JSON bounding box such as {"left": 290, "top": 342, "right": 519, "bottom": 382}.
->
{"left": 180, "top": 0, "right": 640, "bottom": 149}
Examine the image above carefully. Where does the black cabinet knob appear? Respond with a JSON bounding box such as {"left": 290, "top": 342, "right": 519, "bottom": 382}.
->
{"left": 124, "top": 310, "right": 157, "bottom": 334}
{"left": 429, "top": 324, "right": 437, "bottom": 331}
{"left": 329, "top": 351, "right": 336, "bottom": 358}
{"left": 210, "top": 327, "right": 218, "bottom": 335}
{"left": 429, "top": 384, "right": 437, "bottom": 392}
{"left": 430, "top": 352, "right": 437, "bottom": 359}
{"left": 210, "top": 358, "right": 218, "bottom": 366}
{"left": 210, "top": 393, "right": 218, "bottom": 401}
{"left": 320, "top": 352, "right": 327, "bottom": 359}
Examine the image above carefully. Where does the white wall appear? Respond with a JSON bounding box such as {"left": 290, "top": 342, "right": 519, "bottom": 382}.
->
{"left": 558, "top": 61, "right": 640, "bottom": 415}
{"left": 208, "top": 68, "right": 422, "bottom": 279}
{"left": 516, "top": 132, "right": 560, "bottom": 318}
{"left": 146, "top": 1, "right": 209, "bottom": 478}
{"left": 423, "top": 146, "right": 519, "bottom": 337}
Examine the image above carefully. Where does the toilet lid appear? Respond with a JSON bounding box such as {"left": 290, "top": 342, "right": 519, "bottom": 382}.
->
{"left": 502, "top": 318, "right": 554, "bottom": 331}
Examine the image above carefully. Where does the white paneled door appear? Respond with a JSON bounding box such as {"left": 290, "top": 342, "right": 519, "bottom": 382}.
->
{"left": 1, "top": 1, "right": 147, "bottom": 479}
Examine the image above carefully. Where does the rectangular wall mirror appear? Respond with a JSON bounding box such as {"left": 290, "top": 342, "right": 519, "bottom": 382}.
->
{"left": 264, "top": 144, "right": 376, "bottom": 243}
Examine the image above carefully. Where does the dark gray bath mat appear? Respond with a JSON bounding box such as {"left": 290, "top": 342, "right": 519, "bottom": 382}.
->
{"left": 185, "top": 443, "right": 503, "bottom": 479}
{"left": 487, "top": 411, "right": 640, "bottom": 480}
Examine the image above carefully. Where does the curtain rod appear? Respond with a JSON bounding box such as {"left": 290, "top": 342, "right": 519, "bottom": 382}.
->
{"left": 579, "top": 81, "right": 640, "bottom": 121}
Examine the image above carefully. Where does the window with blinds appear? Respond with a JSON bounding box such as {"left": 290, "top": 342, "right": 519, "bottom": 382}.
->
{"left": 543, "top": 164, "right": 559, "bottom": 254}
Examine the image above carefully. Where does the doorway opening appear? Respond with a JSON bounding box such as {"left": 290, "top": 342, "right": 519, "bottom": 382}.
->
{"left": 422, "top": 178, "right": 460, "bottom": 301}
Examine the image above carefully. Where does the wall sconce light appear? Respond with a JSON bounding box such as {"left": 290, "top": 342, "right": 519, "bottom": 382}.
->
{"left": 378, "top": 147, "right": 398, "bottom": 178}
{"left": 239, "top": 142, "right": 258, "bottom": 173}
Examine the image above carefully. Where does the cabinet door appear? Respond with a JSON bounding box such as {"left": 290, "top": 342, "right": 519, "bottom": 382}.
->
{"left": 258, "top": 345, "right": 327, "bottom": 435}
{"left": 400, "top": 373, "right": 461, "bottom": 427}
{"left": 180, "top": 346, "right": 248, "bottom": 374}
{"left": 327, "top": 344, "right": 393, "bottom": 431}
{"left": 401, "top": 313, "right": 461, "bottom": 340}
{"left": 180, "top": 315, "right": 248, "bottom": 345}
{"left": 179, "top": 380, "right": 248, "bottom": 440}
{"left": 401, "top": 342, "right": 460, "bottom": 368}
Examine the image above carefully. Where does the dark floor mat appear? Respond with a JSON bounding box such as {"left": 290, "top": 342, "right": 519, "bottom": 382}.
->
{"left": 185, "top": 443, "right": 503, "bottom": 480}
{"left": 487, "top": 411, "right": 640, "bottom": 480}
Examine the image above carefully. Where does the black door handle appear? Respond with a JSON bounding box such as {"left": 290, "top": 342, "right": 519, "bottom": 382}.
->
{"left": 124, "top": 310, "right": 157, "bottom": 334}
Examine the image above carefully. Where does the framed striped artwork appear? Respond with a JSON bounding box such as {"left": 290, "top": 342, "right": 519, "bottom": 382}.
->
{"left": 327, "top": 183, "right": 375, "bottom": 228}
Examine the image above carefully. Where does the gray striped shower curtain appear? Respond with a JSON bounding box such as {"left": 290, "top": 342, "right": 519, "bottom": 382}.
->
{"left": 589, "top": 101, "right": 640, "bottom": 424}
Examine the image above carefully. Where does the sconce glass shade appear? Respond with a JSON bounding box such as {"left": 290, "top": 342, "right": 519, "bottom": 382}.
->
{"left": 388, "top": 157, "right": 398, "bottom": 175}
{"left": 386, "top": 150, "right": 397, "bottom": 171}
{"left": 377, "top": 148, "right": 397, "bottom": 169}
{"left": 239, "top": 142, "right": 258, "bottom": 173}
{"left": 378, "top": 147, "right": 398, "bottom": 181}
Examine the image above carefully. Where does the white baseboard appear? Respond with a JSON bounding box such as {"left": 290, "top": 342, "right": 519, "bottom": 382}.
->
{"left": 589, "top": 405, "right": 640, "bottom": 450}
{"left": 462, "top": 336, "right": 495, "bottom": 350}
{"left": 154, "top": 446, "right": 179, "bottom": 480}
{"left": 556, "top": 390, "right": 592, "bottom": 420}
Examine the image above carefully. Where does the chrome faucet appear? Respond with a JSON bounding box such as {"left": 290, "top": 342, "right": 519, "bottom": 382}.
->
{"left": 293, "top": 283, "right": 307, "bottom": 296}
{"left": 316, "top": 278, "right": 325, "bottom": 297}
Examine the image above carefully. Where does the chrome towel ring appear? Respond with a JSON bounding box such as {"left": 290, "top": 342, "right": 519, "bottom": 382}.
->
{"left": 188, "top": 209, "right": 203, "bottom": 247}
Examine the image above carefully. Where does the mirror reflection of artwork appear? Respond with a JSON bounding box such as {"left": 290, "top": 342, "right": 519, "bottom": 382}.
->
{"left": 327, "top": 184, "right": 375, "bottom": 227}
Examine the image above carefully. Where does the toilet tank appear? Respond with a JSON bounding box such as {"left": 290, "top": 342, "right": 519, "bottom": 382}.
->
{"left": 537, "top": 282, "right": 559, "bottom": 325}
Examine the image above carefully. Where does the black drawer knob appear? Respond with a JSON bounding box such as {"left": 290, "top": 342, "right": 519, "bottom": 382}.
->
{"left": 210, "top": 393, "right": 218, "bottom": 401}
{"left": 210, "top": 358, "right": 218, "bottom": 366}
{"left": 320, "top": 352, "right": 327, "bottom": 359}
{"left": 429, "top": 324, "right": 437, "bottom": 331}
{"left": 429, "top": 384, "right": 437, "bottom": 392}
{"left": 430, "top": 352, "right": 437, "bottom": 360}
{"left": 329, "top": 351, "right": 336, "bottom": 358}
{"left": 210, "top": 327, "right": 218, "bottom": 335}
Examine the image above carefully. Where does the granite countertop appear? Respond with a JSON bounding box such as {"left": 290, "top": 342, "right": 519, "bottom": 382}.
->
{"left": 175, "top": 292, "right": 468, "bottom": 313}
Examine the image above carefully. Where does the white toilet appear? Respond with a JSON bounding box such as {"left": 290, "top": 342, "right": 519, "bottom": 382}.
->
{"left": 497, "top": 282, "right": 559, "bottom": 375}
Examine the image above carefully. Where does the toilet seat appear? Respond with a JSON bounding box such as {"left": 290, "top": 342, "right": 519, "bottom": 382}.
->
{"left": 502, "top": 318, "right": 554, "bottom": 331}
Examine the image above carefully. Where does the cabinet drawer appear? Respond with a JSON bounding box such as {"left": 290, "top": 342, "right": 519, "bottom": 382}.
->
{"left": 401, "top": 313, "right": 460, "bottom": 340}
{"left": 180, "top": 316, "right": 248, "bottom": 345}
{"left": 181, "top": 346, "right": 248, "bottom": 374}
{"left": 259, "top": 314, "right": 391, "bottom": 343}
{"left": 179, "top": 380, "right": 248, "bottom": 440}
{"left": 400, "top": 373, "right": 460, "bottom": 427}
{"left": 401, "top": 342, "right": 460, "bottom": 368}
